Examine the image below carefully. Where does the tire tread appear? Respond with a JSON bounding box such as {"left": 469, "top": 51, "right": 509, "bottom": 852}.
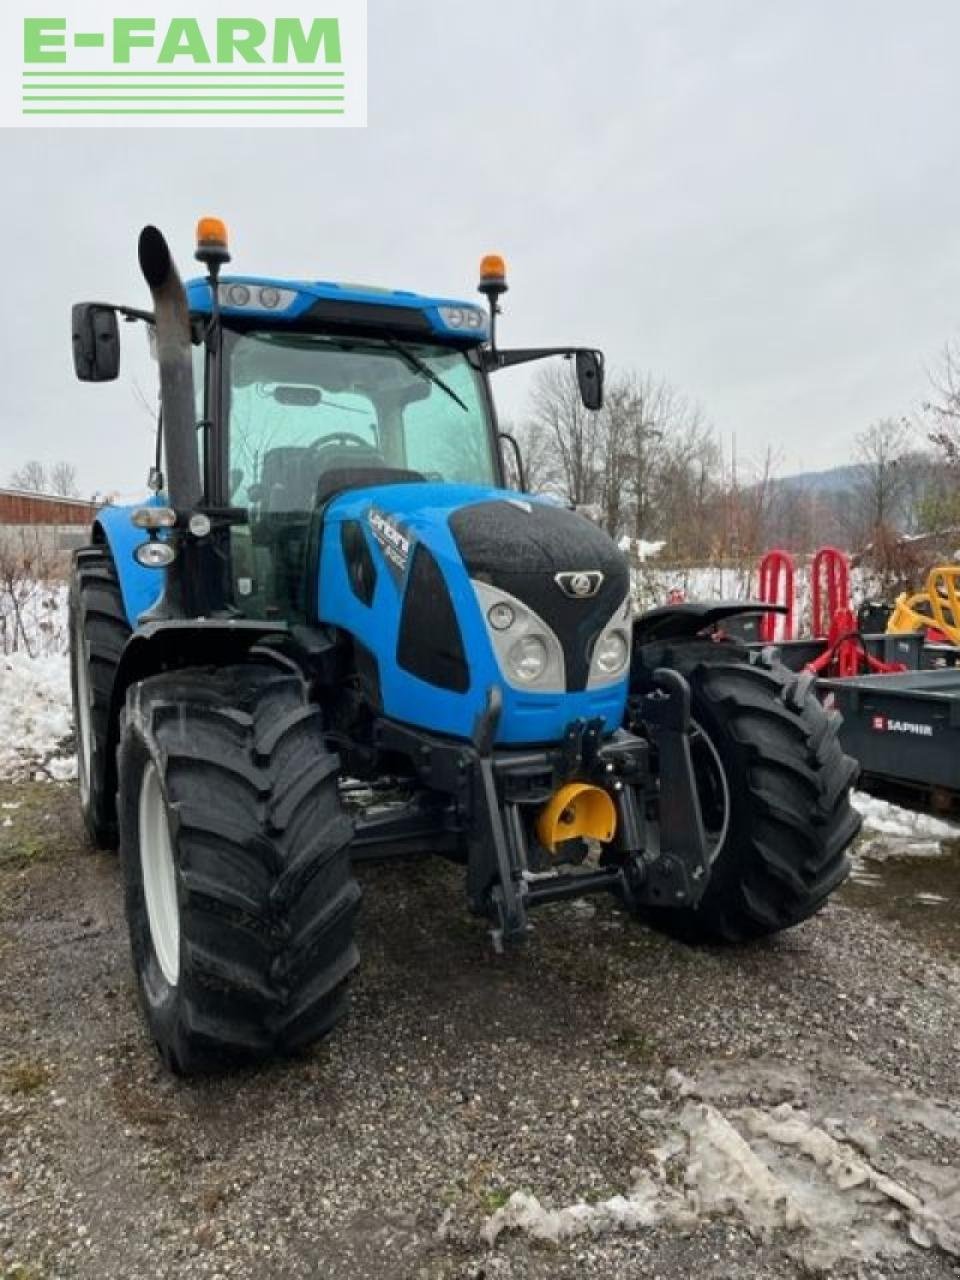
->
{"left": 119, "top": 662, "right": 359, "bottom": 1072}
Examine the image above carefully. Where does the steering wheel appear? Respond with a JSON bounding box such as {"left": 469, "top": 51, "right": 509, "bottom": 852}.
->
{"left": 309, "top": 431, "right": 377, "bottom": 452}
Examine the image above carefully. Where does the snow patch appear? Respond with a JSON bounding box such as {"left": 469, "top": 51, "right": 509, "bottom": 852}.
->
{"left": 0, "top": 586, "right": 74, "bottom": 782}
{"left": 483, "top": 1086, "right": 960, "bottom": 1266}
{"left": 852, "top": 791, "right": 959, "bottom": 845}
{"left": 619, "top": 536, "right": 666, "bottom": 562}
{"left": 0, "top": 650, "right": 75, "bottom": 781}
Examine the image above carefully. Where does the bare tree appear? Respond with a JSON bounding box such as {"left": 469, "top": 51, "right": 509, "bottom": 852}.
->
{"left": 850, "top": 418, "right": 912, "bottom": 543}
{"left": 49, "top": 461, "right": 80, "bottom": 498}
{"left": 0, "top": 529, "right": 56, "bottom": 657}
{"left": 507, "top": 417, "right": 561, "bottom": 494}
{"left": 527, "top": 362, "right": 603, "bottom": 505}
{"left": 9, "top": 460, "right": 47, "bottom": 493}
{"left": 924, "top": 341, "right": 960, "bottom": 465}
{"left": 595, "top": 375, "right": 639, "bottom": 536}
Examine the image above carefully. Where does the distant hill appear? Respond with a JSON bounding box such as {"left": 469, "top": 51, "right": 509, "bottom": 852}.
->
{"left": 775, "top": 464, "right": 863, "bottom": 497}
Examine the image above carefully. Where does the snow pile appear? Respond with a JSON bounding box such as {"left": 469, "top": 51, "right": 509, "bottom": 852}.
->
{"left": 0, "top": 586, "right": 74, "bottom": 782}
{"left": 0, "top": 650, "right": 76, "bottom": 782}
{"left": 852, "top": 791, "right": 959, "bottom": 847}
{"left": 483, "top": 1088, "right": 960, "bottom": 1266}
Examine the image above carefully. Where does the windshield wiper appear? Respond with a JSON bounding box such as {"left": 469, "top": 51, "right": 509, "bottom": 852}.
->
{"left": 384, "top": 338, "right": 469, "bottom": 412}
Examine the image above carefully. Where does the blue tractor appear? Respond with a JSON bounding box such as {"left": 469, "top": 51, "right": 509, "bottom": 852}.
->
{"left": 69, "top": 220, "right": 860, "bottom": 1073}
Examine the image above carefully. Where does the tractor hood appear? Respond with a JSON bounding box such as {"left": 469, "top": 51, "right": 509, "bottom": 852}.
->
{"left": 319, "top": 482, "right": 632, "bottom": 745}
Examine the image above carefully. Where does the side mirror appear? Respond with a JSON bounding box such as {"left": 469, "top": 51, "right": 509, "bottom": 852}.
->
{"left": 72, "top": 303, "right": 120, "bottom": 382}
{"left": 576, "top": 349, "right": 604, "bottom": 411}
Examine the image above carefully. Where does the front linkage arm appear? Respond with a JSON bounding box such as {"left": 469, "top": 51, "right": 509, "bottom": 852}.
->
{"left": 468, "top": 673, "right": 712, "bottom": 948}
{"left": 355, "top": 673, "right": 712, "bottom": 950}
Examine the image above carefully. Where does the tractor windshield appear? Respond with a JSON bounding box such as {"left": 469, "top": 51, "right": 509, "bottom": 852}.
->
{"left": 221, "top": 328, "right": 498, "bottom": 620}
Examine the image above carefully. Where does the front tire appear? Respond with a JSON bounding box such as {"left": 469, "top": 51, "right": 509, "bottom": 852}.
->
{"left": 118, "top": 662, "right": 360, "bottom": 1073}
{"left": 630, "top": 642, "right": 860, "bottom": 943}
{"left": 69, "top": 546, "right": 131, "bottom": 848}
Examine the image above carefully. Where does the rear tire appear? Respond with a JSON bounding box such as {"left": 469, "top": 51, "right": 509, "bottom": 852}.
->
{"left": 69, "top": 546, "right": 131, "bottom": 848}
{"left": 630, "top": 642, "right": 860, "bottom": 943}
{"left": 117, "top": 662, "right": 360, "bottom": 1074}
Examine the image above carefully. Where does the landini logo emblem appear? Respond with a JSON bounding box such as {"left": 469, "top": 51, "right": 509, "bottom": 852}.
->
{"left": 555, "top": 571, "right": 604, "bottom": 599}
{"left": 2, "top": 3, "right": 366, "bottom": 128}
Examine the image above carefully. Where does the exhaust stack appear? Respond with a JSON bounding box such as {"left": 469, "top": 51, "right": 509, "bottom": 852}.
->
{"left": 138, "top": 226, "right": 202, "bottom": 512}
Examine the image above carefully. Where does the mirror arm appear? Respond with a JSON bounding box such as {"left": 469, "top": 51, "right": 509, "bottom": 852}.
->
{"left": 482, "top": 345, "right": 587, "bottom": 372}
{"left": 498, "top": 431, "right": 526, "bottom": 492}
{"left": 82, "top": 301, "right": 155, "bottom": 326}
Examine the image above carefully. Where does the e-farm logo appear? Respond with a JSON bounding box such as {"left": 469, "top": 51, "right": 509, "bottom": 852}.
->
{"left": 0, "top": 2, "right": 366, "bottom": 127}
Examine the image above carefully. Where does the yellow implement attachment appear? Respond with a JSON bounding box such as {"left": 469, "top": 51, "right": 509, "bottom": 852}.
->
{"left": 535, "top": 783, "right": 617, "bottom": 854}
{"left": 887, "top": 565, "right": 960, "bottom": 646}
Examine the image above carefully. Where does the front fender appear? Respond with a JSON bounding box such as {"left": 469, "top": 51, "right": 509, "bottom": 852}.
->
{"left": 93, "top": 500, "right": 166, "bottom": 626}
{"left": 633, "top": 600, "right": 786, "bottom": 644}
{"left": 100, "top": 619, "right": 292, "bottom": 828}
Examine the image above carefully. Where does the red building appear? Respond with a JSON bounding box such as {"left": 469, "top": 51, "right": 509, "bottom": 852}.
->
{"left": 0, "top": 489, "right": 99, "bottom": 526}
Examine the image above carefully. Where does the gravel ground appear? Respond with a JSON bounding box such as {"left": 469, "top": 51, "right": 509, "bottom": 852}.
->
{"left": 1, "top": 780, "right": 959, "bottom": 1279}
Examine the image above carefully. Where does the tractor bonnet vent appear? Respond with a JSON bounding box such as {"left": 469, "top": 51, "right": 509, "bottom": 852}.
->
{"left": 396, "top": 544, "right": 469, "bottom": 694}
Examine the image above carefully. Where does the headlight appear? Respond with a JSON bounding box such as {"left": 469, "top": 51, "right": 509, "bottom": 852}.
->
{"left": 131, "top": 506, "right": 176, "bottom": 530}
{"left": 595, "top": 629, "right": 629, "bottom": 675}
{"left": 508, "top": 634, "right": 549, "bottom": 683}
{"left": 587, "top": 600, "right": 633, "bottom": 687}
{"left": 472, "top": 579, "right": 566, "bottom": 691}
{"left": 437, "top": 305, "right": 489, "bottom": 335}
{"left": 218, "top": 282, "right": 296, "bottom": 312}
{"left": 488, "top": 602, "right": 515, "bottom": 631}
{"left": 134, "top": 540, "right": 176, "bottom": 569}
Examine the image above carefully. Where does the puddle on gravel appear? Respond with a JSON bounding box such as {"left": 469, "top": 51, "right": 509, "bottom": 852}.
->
{"left": 840, "top": 841, "right": 960, "bottom": 957}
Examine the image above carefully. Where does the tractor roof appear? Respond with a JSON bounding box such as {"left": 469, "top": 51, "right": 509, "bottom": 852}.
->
{"left": 184, "top": 275, "right": 490, "bottom": 345}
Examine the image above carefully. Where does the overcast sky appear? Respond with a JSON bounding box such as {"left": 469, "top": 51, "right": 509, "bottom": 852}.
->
{"left": 2, "top": 0, "right": 959, "bottom": 496}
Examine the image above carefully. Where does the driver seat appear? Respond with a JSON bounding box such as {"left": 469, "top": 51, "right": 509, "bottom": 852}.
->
{"left": 315, "top": 465, "right": 424, "bottom": 505}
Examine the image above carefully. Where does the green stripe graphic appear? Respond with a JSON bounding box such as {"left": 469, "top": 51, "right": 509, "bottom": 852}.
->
{"left": 23, "top": 108, "right": 346, "bottom": 114}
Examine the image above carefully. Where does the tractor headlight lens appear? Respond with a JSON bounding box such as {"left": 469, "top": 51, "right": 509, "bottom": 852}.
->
{"left": 595, "top": 629, "right": 629, "bottom": 675}
{"left": 134, "top": 540, "right": 176, "bottom": 569}
{"left": 508, "top": 634, "right": 549, "bottom": 683}
{"left": 131, "top": 506, "right": 176, "bottom": 530}
{"left": 438, "top": 305, "right": 488, "bottom": 335}
{"left": 488, "top": 602, "right": 515, "bottom": 631}
{"left": 472, "top": 579, "right": 566, "bottom": 692}
{"left": 218, "top": 282, "right": 296, "bottom": 311}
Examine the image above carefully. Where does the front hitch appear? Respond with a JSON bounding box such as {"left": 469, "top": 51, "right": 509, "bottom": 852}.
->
{"left": 461, "top": 672, "right": 710, "bottom": 948}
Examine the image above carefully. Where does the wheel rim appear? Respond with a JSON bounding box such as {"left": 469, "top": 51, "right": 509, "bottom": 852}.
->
{"left": 73, "top": 614, "right": 93, "bottom": 808}
{"left": 688, "top": 718, "right": 731, "bottom": 862}
{"left": 138, "top": 762, "right": 180, "bottom": 986}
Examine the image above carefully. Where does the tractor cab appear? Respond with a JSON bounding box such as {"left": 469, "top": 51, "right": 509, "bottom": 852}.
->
{"left": 185, "top": 310, "right": 500, "bottom": 621}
